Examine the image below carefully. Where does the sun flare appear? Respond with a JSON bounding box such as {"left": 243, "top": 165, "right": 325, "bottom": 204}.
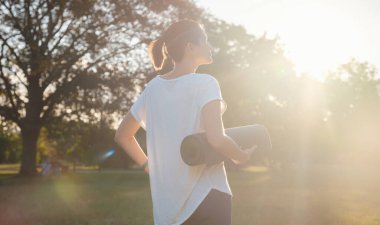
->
{"left": 199, "top": 0, "right": 374, "bottom": 82}
{"left": 278, "top": 3, "right": 363, "bottom": 81}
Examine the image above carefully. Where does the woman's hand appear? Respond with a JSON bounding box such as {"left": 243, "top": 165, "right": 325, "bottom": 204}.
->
{"left": 231, "top": 145, "right": 258, "bottom": 165}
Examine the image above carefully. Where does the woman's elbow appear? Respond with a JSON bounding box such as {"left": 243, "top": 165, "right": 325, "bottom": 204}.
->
{"left": 114, "top": 131, "right": 134, "bottom": 145}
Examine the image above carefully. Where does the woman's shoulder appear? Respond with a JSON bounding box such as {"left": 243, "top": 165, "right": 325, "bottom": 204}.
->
{"left": 194, "top": 73, "right": 218, "bottom": 83}
{"left": 194, "top": 74, "right": 220, "bottom": 87}
{"left": 195, "top": 73, "right": 213, "bottom": 79}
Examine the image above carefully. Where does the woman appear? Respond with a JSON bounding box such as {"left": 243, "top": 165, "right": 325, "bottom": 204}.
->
{"left": 114, "top": 19, "right": 256, "bottom": 225}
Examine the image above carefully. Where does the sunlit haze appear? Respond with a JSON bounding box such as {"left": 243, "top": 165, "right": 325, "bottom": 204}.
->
{"left": 197, "top": 0, "right": 380, "bottom": 81}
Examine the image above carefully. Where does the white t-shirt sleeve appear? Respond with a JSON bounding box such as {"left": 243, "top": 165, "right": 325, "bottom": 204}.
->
{"left": 197, "top": 75, "right": 227, "bottom": 114}
{"left": 130, "top": 88, "right": 147, "bottom": 130}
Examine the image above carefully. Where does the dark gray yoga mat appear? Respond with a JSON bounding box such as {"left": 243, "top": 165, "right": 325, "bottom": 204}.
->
{"left": 180, "top": 124, "right": 272, "bottom": 166}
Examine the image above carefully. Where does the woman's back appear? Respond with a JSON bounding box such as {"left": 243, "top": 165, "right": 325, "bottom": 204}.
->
{"left": 130, "top": 72, "right": 231, "bottom": 225}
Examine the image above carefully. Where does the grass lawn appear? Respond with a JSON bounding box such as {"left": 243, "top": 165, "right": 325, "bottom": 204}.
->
{"left": 1, "top": 164, "right": 380, "bottom": 225}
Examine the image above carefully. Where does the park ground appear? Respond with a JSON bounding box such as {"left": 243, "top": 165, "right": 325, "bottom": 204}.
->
{"left": 1, "top": 164, "right": 380, "bottom": 225}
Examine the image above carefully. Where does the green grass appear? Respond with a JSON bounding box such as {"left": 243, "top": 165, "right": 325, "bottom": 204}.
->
{"left": 1, "top": 164, "right": 380, "bottom": 225}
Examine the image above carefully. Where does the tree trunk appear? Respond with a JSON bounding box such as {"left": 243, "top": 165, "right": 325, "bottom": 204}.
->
{"left": 18, "top": 75, "right": 43, "bottom": 177}
{"left": 19, "top": 124, "right": 41, "bottom": 176}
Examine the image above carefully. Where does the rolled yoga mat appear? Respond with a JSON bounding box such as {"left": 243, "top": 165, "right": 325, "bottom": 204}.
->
{"left": 180, "top": 124, "right": 272, "bottom": 166}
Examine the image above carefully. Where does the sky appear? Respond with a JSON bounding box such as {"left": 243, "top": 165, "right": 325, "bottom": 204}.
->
{"left": 196, "top": 0, "right": 380, "bottom": 81}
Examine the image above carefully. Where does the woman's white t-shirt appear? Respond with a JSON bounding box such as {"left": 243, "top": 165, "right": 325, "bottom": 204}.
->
{"left": 130, "top": 73, "right": 233, "bottom": 225}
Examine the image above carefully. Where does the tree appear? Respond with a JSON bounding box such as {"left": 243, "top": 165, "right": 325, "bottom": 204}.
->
{"left": 0, "top": 120, "right": 22, "bottom": 163}
{"left": 324, "top": 59, "right": 380, "bottom": 164}
{"left": 0, "top": 0, "right": 202, "bottom": 176}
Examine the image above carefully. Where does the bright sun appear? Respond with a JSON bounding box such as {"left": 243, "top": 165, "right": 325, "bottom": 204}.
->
{"left": 267, "top": 2, "right": 364, "bottom": 81}
{"left": 199, "top": 0, "right": 371, "bottom": 82}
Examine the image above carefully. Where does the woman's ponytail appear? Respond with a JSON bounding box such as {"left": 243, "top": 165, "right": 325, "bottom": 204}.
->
{"left": 148, "top": 19, "right": 205, "bottom": 74}
{"left": 148, "top": 37, "right": 173, "bottom": 74}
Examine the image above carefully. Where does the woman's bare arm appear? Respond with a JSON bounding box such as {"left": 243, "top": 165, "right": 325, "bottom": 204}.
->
{"left": 114, "top": 111, "right": 149, "bottom": 173}
{"left": 201, "top": 100, "right": 249, "bottom": 164}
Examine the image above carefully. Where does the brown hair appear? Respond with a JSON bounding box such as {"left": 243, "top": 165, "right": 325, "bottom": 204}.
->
{"left": 148, "top": 19, "right": 206, "bottom": 74}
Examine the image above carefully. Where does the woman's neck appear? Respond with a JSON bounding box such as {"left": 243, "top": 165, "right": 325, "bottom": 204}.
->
{"left": 163, "top": 61, "right": 198, "bottom": 78}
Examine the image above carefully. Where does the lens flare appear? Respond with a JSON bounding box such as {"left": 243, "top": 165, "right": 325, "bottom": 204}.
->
{"left": 98, "top": 149, "right": 116, "bottom": 162}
